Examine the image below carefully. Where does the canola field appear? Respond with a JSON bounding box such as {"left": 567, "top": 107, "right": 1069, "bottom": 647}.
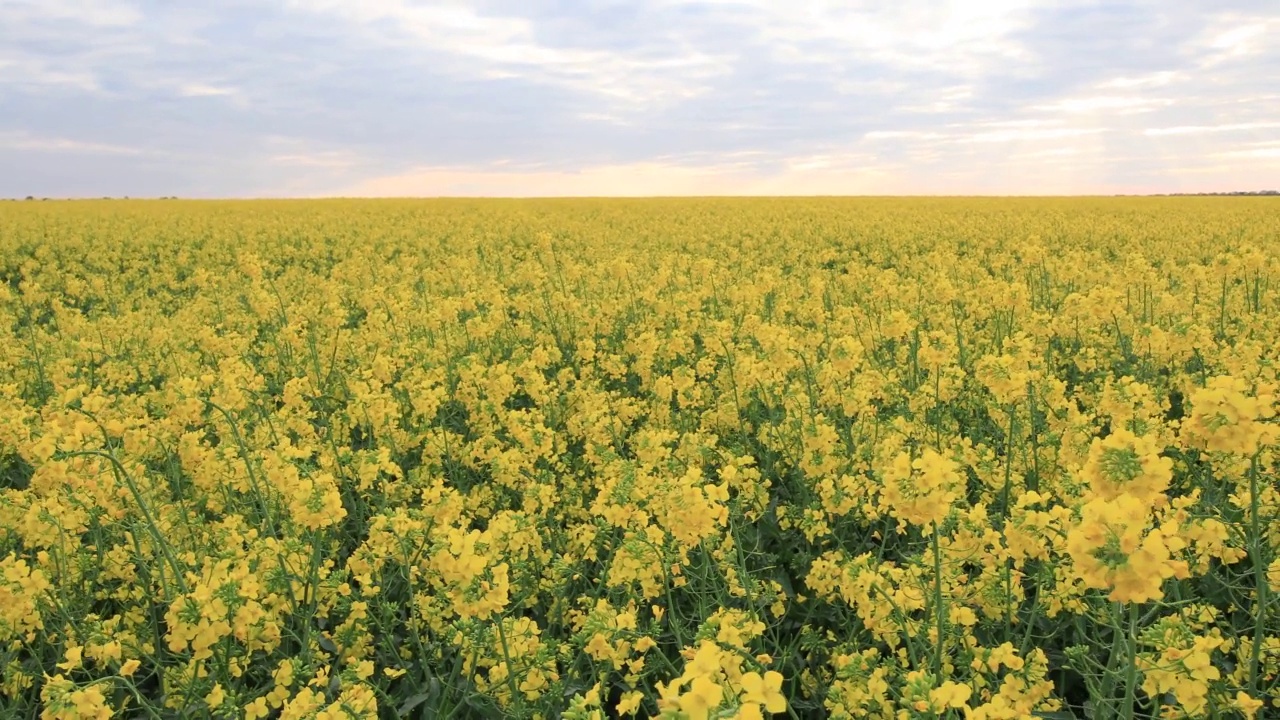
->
{"left": 1, "top": 197, "right": 1278, "bottom": 720}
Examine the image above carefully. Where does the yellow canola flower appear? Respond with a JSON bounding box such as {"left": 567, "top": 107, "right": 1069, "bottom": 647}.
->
{"left": 39, "top": 675, "right": 111, "bottom": 720}
{"left": 877, "top": 447, "right": 964, "bottom": 530}
{"left": 206, "top": 683, "right": 226, "bottom": 709}
{"left": 315, "top": 683, "right": 378, "bottom": 719}
{"left": 1181, "top": 375, "right": 1277, "bottom": 456}
{"left": 681, "top": 640, "right": 726, "bottom": 684}
{"left": 1, "top": 554, "right": 52, "bottom": 643}
{"left": 1234, "top": 691, "right": 1265, "bottom": 719}
{"left": 679, "top": 675, "right": 724, "bottom": 720}
{"left": 616, "top": 690, "right": 645, "bottom": 716}
{"left": 55, "top": 646, "right": 82, "bottom": 672}
{"left": 286, "top": 471, "right": 348, "bottom": 531}
{"left": 1080, "top": 428, "right": 1173, "bottom": 504}
{"left": 929, "top": 680, "right": 972, "bottom": 709}
{"left": 1066, "top": 494, "right": 1189, "bottom": 603}
{"left": 739, "top": 671, "right": 788, "bottom": 714}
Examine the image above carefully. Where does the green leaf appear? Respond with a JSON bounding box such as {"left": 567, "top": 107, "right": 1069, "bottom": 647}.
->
{"left": 397, "top": 692, "right": 433, "bottom": 717}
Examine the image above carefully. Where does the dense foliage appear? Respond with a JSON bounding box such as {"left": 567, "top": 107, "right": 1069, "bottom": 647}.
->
{"left": 1, "top": 198, "right": 1277, "bottom": 719}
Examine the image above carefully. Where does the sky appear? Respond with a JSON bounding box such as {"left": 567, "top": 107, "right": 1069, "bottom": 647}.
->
{"left": 1, "top": 0, "right": 1278, "bottom": 198}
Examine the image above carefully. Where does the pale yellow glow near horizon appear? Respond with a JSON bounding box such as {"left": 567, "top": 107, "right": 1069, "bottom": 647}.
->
{"left": 327, "top": 156, "right": 1280, "bottom": 198}
{"left": 335, "top": 162, "right": 896, "bottom": 197}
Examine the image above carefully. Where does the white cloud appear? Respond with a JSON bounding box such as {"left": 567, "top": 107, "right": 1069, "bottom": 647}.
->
{"left": 1217, "top": 143, "right": 1280, "bottom": 160}
{"left": 959, "top": 126, "right": 1106, "bottom": 143}
{"left": 0, "top": 130, "right": 149, "bottom": 155}
{"left": 0, "top": 53, "right": 103, "bottom": 92}
{"left": 1205, "top": 24, "right": 1267, "bottom": 54}
{"left": 1013, "top": 147, "right": 1083, "bottom": 159}
{"left": 682, "top": 0, "right": 1045, "bottom": 75}
{"left": 1034, "top": 95, "right": 1173, "bottom": 115}
{"left": 900, "top": 85, "right": 975, "bottom": 113}
{"left": 285, "top": 0, "right": 732, "bottom": 104}
{"left": 1098, "top": 71, "right": 1185, "bottom": 89}
{"left": 179, "top": 83, "right": 237, "bottom": 98}
{"left": 863, "top": 130, "right": 947, "bottom": 141}
{"left": 1144, "top": 122, "right": 1280, "bottom": 136}
{"left": 1193, "top": 15, "right": 1280, "bottom": 66}
{"left": 0, "top": 0, "right": 141, "bottom": 27}
{"left": 269, "top": 153, "right": 361, "bottom": 168}
{"left": 860, "top": 121, "right": 1106, "bottom": 149}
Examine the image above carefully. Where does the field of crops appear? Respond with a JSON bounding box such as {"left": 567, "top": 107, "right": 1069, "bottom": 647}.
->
{"left": 1, "top": 197, "right": 1277, "bottom": 719}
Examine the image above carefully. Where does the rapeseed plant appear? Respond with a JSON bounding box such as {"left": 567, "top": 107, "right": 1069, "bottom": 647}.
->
{"left": 0, "top": 197, "right": 1276, "bottom": 718}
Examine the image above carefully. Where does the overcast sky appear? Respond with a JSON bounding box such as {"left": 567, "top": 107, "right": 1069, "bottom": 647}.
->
{"left": 1, "top": 0, "right": 1277, "bottom": 197}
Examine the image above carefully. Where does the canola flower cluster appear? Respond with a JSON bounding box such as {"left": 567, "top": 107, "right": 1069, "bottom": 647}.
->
{"left": 0, "top": 197, "right": 1278, "bottom": 719}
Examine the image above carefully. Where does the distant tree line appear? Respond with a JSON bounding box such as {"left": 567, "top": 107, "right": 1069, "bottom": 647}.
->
{"left": 1156, "top": 190, "right": 1279, "bottom": 196}
{"left": 8, "top": 196, "right": 183, "bottom": 200}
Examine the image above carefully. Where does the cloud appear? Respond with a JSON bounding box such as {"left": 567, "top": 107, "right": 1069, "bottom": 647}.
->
{"left": 1098, "top": 71, "right": 1185, "bottom": 89}
{"left": 1217, "top": 141, "right": 1280, "bottom": 160}
{"left": 710, "top": 0, "right": 1041, "bottom": 76}
{"left": 1144, "top": 122, "right": 1280, "bottom": 136}
{"left": 179, "top": 84, "right": 238, "bottom": 98}
{"left": 0, "top": 130, "right": 151, "bottom": 156}
{"left": 284, "top": 0, "right": 734, "bottom": 104}
{"left": 0, "top": 0, "right": 141, "bottom": 27}
{"left": 1194, "top": 14, "right": 1280, "bottom": 66}
{"left": 0, "top": 0, "right": 1277, "bottom": 197}
{"left": 1033, "top": 96, "right": 1174, "bottom": 115}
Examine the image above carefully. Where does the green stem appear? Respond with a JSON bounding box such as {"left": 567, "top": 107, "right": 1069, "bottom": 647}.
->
{"left": 494, "top": 616, "right": 525, "bottom": 712}
{"left": 1099, "top": 601, "right": 1125, "bottom": 707}
{"left": 1000, "top": 405, "right": 1016, "bottom": 519}
{"left": 1026, "top": 384, "right": 1040, "bottom": 493}
{"left": 1121, "top": 602, "right": 1139, "bottom": 720}
{"left": 66, "top": 449, "right": 188, "bottom": 597}
{"left": 207, "top": 401, "right": 280, "bottom": 539}
{"left": 1249, "top": 453, "right": 1267, "bottom": 697}
{"left": 932, "top": 525, "right": 945, "bottom": 678}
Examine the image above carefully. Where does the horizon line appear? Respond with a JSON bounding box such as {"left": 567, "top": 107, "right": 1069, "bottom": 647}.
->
{"left": 5, "top": 192, "right": 1279, "bottom": 202}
